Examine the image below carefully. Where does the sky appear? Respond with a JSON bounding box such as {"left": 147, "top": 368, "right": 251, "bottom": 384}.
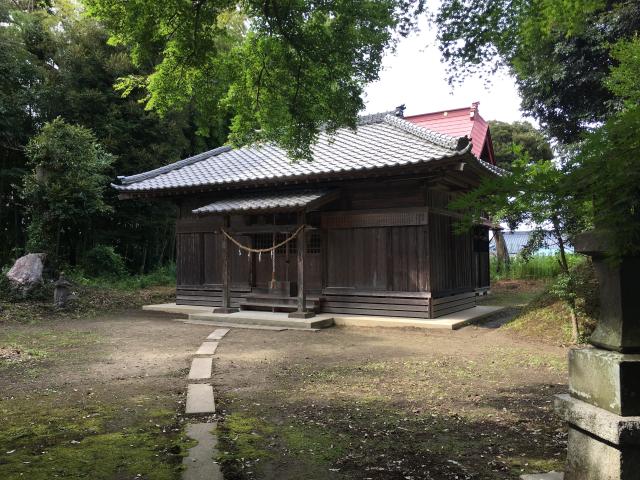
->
{"left": 363, "top": 17, "right": 527, "bottom": 123}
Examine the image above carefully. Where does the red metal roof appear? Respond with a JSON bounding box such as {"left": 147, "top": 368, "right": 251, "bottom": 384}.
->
{"left": 405, "top": 102, "right": 496, "bottom": 164}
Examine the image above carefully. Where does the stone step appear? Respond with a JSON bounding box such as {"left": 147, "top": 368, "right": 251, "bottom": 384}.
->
{"left": 182, "top": 422, "right": 223, "bottom": 480}
{"left": 195, "top": 342, "right": 218, "bottom": 356}
{"left": 185, "top": 384, "right": 215, "bottom": 415}
{"left": 188, "top": 357, "right": 213, "bottom": 380}
{"left": 206, "top": 328, "right": 230, "bottom": 340}
{"left": 189, "top": 311, "right": 334, "bottom": 329}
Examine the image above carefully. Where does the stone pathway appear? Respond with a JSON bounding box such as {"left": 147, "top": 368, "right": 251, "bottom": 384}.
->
{"left": 182, "top": 423, "right": 223, "bottom": 480}
{"left": 182, "top": 328, "right": 230, "bottom": 480}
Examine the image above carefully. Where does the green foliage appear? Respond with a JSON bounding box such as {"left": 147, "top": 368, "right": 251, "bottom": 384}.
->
{"left": 435, "top": 0, "right": 640, "bottom": 143}
{"left": 23, "top": 118, "right": 114, "bottom": 265}
{"left": 69, "top": 263, "right": 176, "bottom": 290}
{"left": 85, "top": 0, "right": 425, "bottom": 160}
{"left": 0, "top": 1, "right": 211, "bottom": 272}
{"left": 81, "top": 245, "right": 126, "bottom": 278}
{"left": 488, "top": 120, "right": 553, "bottom": 171}
{"left": 490, "top": 254, "right": 584, "bottom": 282}
{"left": 451, "top": 149, "right": 591, "bottom": 270}
{"left": 436, "top": 0, "right": 640, "bottom": 261}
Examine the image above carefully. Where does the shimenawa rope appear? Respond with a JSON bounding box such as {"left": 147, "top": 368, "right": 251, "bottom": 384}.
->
{"left": 220, "top": 225, "right": 305, "bottom": 254}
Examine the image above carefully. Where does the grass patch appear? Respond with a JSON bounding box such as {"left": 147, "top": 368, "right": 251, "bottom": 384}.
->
{"left": 504, "top": 289, "right": 596, "bottom": 345}
{"left": 0, "top": 394, "right": 189, "bottom": 480}
{"left": 0, "top": 330, "right": 101, "bottom": 372}
{"left": 491, "top": 254, "right": 584, "bottom": 281}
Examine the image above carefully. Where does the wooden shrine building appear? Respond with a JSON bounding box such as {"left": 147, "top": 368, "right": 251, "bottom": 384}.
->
{"left": 114, "top": 105, "right": 503, "bottom": 319}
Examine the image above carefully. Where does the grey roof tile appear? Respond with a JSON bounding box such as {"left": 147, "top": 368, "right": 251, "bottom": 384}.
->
{"left": 113, "top": 114, "right": 475, "bottom": 193}
{"left": 192, "top": 190, "right": 332, "bottom": 214}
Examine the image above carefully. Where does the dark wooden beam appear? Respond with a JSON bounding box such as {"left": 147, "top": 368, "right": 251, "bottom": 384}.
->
{"left": 289, "top": 212, "right": 315, "bottom": 319}
{"left": 213, "top": 215, "right": 239, "bottom": 314}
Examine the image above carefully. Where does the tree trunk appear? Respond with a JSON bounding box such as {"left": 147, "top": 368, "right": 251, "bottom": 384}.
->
{"left": 551, "top": 215, "right": 569, "bottom": 274}
{"left": 493, "top": 228, "right": 510, "bottom": 273}
{"left": 569, "top": 300, "right": 580, "bottom": 344}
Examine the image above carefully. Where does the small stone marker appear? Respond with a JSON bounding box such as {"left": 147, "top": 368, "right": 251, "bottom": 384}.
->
{"left": 206, "top": 328, "right": 230, "bottom": 340}
{"left": 188, "top": 357, "right": 213, "bottom": 380}
{"left": 195, "top": 342, "right": 218, "bottom": 356}
{"left": 182, "top": 422, "right": 223, "bottom": 480}
{"left": 185, "top": 384, "right": 215, "bottom": 414}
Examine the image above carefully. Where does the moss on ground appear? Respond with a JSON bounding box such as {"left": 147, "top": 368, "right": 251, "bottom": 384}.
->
{"left": 0, "top": 395, "right": 190, "bottom": 480}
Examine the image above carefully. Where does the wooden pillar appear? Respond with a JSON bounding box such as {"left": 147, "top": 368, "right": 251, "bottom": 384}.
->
{"left": 214, "top": 215, "right": 239, "bottom": 314}
{"left": 289, "top": 211, "right": 315, "bottom": 319}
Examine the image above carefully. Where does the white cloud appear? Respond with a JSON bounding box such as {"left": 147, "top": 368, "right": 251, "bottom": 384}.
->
{"left": 364, "top": 17, "right": 529, "bottom": 124}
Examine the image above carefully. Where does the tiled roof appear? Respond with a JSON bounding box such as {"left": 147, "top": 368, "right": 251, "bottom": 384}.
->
{"left": 113, "top": 113, "right": 474, "bottom": 194}
{"left": 192, "top": 190, "right": 332, "bottom": 214}
{"left": 405, "top": 102, "right": 496, "bottom": 164}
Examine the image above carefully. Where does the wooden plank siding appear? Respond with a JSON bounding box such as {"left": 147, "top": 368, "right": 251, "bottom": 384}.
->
{"left": 173, "top": 185, "right": 489, "bottom": 319}
{"left": 427, "top": 211, "right": 475, "bottom": 295}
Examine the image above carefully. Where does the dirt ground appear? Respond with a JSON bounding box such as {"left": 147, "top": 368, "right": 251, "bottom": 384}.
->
{"left": 213, "top": 318, "right": 567, "bottom": 479}
{"left": 0, "top": 285, "right": 568, "bottom": 480}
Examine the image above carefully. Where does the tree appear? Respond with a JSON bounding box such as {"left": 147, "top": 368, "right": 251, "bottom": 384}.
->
{"left": 450, "top": 150, "right": 591, "bottom": 342}
{"left": 0, "top": 1, "right": 218, "bottom": 272}
{"left": 485, "top": 120, "right": 554, "bottom": 272}
{"left": 0, "top": 1, "right": 50, "bottom": 262}
{"left": 435, "top": 0, "right": 640, "bottom": 144}
{"left": 85, "top": 0, "right": 425, "bottom": 160}
{"left": 23, "top": 118, "right": 114, "bottom": 266}
{"left": 488, "top": 121, "right": 553, "bottom": 171}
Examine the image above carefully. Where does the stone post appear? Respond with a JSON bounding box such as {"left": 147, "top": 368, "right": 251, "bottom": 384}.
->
{"left": 553, "top": 231, "right": 640, "bottom": 480}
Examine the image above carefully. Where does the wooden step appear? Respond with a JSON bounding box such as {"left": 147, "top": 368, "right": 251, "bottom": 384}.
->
{"left": 243, "top": 295, "right": 319, "bottom": 306}
{"left": 240, "top": 300, "right": 319, "bottom": 312}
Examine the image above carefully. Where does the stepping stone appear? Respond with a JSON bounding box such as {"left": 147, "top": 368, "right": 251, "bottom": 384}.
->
{"left": 182, "top": 422, "right": 223, "bottom": 480}
{"left": 206, "top": 328, "right": 230, "bottom": 340}
{"left": 188, "top": 357, "right": 212, "bottom": 380}
{"left": 185, "top": 384, "right": 215, "bottom": 414}
{"left": 195, "top": 342, "right": 218, "bottom": 355}
{"left": 520, "top": 473, "right": 563, "bottom": 480}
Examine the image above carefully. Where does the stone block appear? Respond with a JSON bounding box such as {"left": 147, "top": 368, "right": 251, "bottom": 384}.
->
{"left": 520, "top": 473, "right": 563, "bottom": 480}
{"left": 195, "top": 342, "right": 218, "bottom": 356}
{"left": 569, "top": 348, "right": 640, "bottom": 415}
{"left": 574, "top": 233, "right": 640, "bottom": 352}
{"left": 188, "top": 357, "right": 213, "bottom": 380}
{"left": 185, "top": 384, "right": 215, "bottom": 414}
{"left": 564, "top": 428, "right": 640, "bottom": 480}
{"left": 183, "top": 422, "right": 223, "bottom": 480}
{"left": 555, "top": 394, "right": 640, "bottom": 446}
{"left": 206, "top": 329, "right": 230, "bottom": 340}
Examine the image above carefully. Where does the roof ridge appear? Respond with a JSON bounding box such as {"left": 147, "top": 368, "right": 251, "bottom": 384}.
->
{"left": 356, "top": 110, "right": 397, "bottom": 126}
{"left": 383, "top": 114, "right": 471, "bottom": 152}
{"left": 117, "top": 145, "right": 232, "bottom": 185}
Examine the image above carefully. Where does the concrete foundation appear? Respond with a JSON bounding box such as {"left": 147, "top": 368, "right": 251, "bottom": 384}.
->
{"left": 144, "top": 303, "right": 504, "bottom": 330}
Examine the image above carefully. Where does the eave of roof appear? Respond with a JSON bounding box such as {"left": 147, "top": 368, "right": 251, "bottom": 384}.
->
{"left": 112, "top": 112, "right": 482, "bottom": 196}
{"left": 192, "top": 189, "right": 335, "bottom": 215}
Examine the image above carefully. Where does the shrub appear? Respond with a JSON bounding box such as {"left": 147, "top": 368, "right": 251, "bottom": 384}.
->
{"left": 81, "top": 245, "right": 126, "bottom": 278}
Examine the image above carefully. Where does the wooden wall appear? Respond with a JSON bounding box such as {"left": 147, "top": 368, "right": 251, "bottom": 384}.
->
{"left": 172, "top": 180, "right": 491, "bottom": 316}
